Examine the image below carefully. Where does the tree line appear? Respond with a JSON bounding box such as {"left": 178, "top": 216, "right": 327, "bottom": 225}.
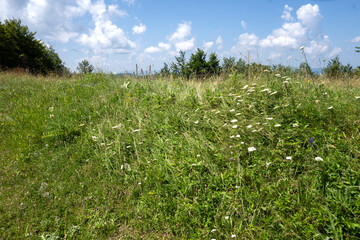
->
{"left": 0, "top": 19, "right": 68, "bottom": 75}
{"left": 159, "top": 48, "right": 360, "bottom": 79}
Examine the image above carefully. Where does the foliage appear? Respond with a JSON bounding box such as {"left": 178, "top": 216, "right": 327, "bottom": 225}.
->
{"left": 0, "top": 18, "right": 67, "bottom": 75}
{"left": 1, "top": 73, "right": 360, "bottom": 239}
{"left": 356, "top": 46, "right": 360, "bottom": 53}
{"left": 77, "top": 59, "right": 94, "bottom": 74}
{"left": 159, "top": 62, "right": 170, "bottom": 77}
{"left": 207, "top": 52, "right": 221, "bottom": 75}
{"left": 187, "top": 48, "right": 209, "bottom": 78}
{"left": 298, "top": 62, "right": 314, "bottom": 76}
{"left": 324, "top": 56, "right": 353, "bottom": 78}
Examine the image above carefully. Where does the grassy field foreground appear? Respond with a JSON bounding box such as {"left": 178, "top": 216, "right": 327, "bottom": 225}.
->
{"left": 0, "top": 72, "right": 360, "bottom": 239}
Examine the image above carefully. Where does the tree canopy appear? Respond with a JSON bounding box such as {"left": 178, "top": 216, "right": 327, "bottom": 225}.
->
{"left": 0, "top": 18, "right": 67, "bottom": 75}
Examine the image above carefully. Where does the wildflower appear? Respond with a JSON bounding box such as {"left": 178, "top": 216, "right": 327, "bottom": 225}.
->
{"left": 194, "top": 120, "right": 199, "bottom": 124}
{"left": 315, "top": 157, "right": 323, "bottom": 161}
{"left": 286, "top": 77, "right": 291, "bottom": 81}
{"left": 292, "top": 123, "right": 299, "bottom": 127}
{"left": 229, "top": 157, "right": 233, "bottom": 160}
{"left": 266, "top": 162, "right": 272, "bottom": 166}
{"left": 264, "top": 69, "right": 270, "bottom": 72}
{"left": 215, "top": 111, "right": 220, "bottom": 114}
{"left": 261, "top": 88, "right": 270, "bottom": 92}
{"left": 211, "top": 229, "right": 217, "bottom": 232}
{"left": 270, "top": 91, "right": 278, "bottom": 95}
{"left": 235, "top": 186, "right": 240, "bottom": 188}
{"left": 230, "top": 109, "right": 235, "bottom": 112}
{"left": 197, "top": 154, "right": 201, "bottom": 157}
{"left": 248, "top": 147, "right": 256, "bottom": 152}
{"left": 356, "top": 96, "right": 360, "bottom": 100}
{"left": 252, "top": 130, "right": 257, "bottom": 132}
{"left": 275, "top": 124, "right": 281, "bottom": 127}
{"left": 231, "top": 119, "right": 238, "bottom": 123}
{"left": 241, "top": 142, "right": 244, "bottom": 144}
{"left": 97, "top": 206, "right": 100, "bottom": 210}
{"left": 286, "top": 156, "right": 292, "bottom": 160}
{"left": 265, "top": 117, "right": 273, "bottom": 120}
{"left": 236, "top": 134, "right": 240, "bottom": 138}
{"left": 230, "top": 135, "right": 235, "bottom": 138}
{"left": 138, "top": 182, "right": 142, "bottom": 185}
{"left": 232, "top": 125, "right": 238, "bottom": 128}
{"left": 327, "top": 106, "right": 333, "bottom": 110}
{"left": 235, "top": 113, "right": 241, "bottom": 116}
{"left": 132, "top": 129, "right": 141, "bottom": 132}
{"left": 225, "top": 216, "right": 229, "bottom": 220}
{"left": 49, "top": 114, "right": 55, "bottom": 118}
{"left": 275, "top": 74, "right": 281, "bottom": 77}
{"left": 49, "top": 106, "right": 54, "bottom": 112}
{"left": 283, "top": 81, "right": 289, "bottom": 84}
{"left": 231, "top": 234, "right": 236, "bottom": 238}
{"left": 92, "top": 136, "right": 98, "bottom": 141}
{"left": 299, "top": 46, "right": 305, "bottom": 50}
{"left": 247, "top": 125, "right": 252, "bottom": 128}
{"left": 242, "top": 85, "right": 248, "bottom": 89}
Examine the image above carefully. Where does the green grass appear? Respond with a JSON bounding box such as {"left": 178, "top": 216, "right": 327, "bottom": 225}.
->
{"left": 1, "top": 72, "right": 360, "bottom": 239}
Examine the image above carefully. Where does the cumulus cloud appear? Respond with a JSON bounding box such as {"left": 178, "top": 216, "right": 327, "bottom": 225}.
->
{"left": 231, "top": 33, "right": 258, "bottom": 53}
{"left": 241, "top": 20, "right": 247, "bottom": 29}
{"left": 122, "top": 0, "right": 135, "bottom": 5}
{"left": 144, "top": 42, "right": 171, "bottom": 54}
{"left": 132, "top": 23, "right": 146, "bottom": 34}
{"left": 296, "top": 4, "right": 322, "bottom": 37}
{"left": 281, "top": 4, "right": 294, "bottom": 21}
{"left": 175, "top": 38, "right": 195, "bottom": 52}
{"left": 0, "top": 0, "right": 134, "bottom": 51}
{"left": 77, "top": 0, "right": 135, "bottom": 53}
{"left": 259, "top": 22, "right": 306, "bottom": 48}
{"left": 216, "top": 36, "right": 223, "bottom": 49}
{"left": 144, "top": 46, "right": 160, "bottom": 54}
{"left": 231, "top": 4, "right": 341, "bottom": 64}
{"left": 168, "top": 21, "right": 192, "bottom": 42}
{"left": 204, "top": 41, "right": 214, "bottom": 51}
{"left": 351, "top": 36, "right": 360, "bottom": 42}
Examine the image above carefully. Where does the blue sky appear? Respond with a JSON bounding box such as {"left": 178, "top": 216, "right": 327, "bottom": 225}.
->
{"left": 1, "top": 0, "right": 359, "bottom": 73}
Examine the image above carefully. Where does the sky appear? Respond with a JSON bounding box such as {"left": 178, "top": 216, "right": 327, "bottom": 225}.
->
{"left": 1, "top": 0, "right": 359, "bottom": 73}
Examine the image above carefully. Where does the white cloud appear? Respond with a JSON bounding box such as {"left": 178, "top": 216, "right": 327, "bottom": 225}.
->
{"left": 122, "top": 0, "right": 135, "bottom": 5}
{"left": 144, "top": 42, "right": 171, "bottom": 54}
{"left": 259, "top": 22, "right": 306, "bottom": 48}
{"left": 351, "top": 36, "right": 360, "bottom": 43}
{"left": 232, "top": 33, "right": 259, "bottom": 53}
{"left": 296, "top": 4, "right": 322, "bottom": 37}
{"left": 281, "top": 4, "right": 294, "bottom": 21}
{"left": 108, "top": 4, "right": 128, "bottom": 18}
{"left": 132, "top": 23, "right": 146, "bottom": 34}
{"left": 241, "top": 20, "right": 247, "bottom": 29}
{"left": 158, "top": 42, "right": 171, "bottom": 51}
{"left": 204, "top": 41, "right": 214, "bottom": 51}
{"left": 144, "top": 46, "right": 160, "bottom": 54}
{"left": 216, "top": 36, "right": 223, "bottom": 49}
{"left": 168, "top": 21, "right": 192, "bottom": 42}
{"left": 175, "top": 38, "right": 195, "bottom": 52}
{"left": 77, "top": 0, "right": 136, "bottom": 53}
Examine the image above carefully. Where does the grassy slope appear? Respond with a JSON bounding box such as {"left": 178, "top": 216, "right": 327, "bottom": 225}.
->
{"left": 0, "top": 72, "right": 359, "bottom": 239}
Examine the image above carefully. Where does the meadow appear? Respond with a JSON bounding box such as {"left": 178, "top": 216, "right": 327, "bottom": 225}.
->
{"left": 0, "top": 71, "right": 359, "bottom": 239}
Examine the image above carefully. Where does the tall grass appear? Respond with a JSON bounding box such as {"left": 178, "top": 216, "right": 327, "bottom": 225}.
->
{"left": 1, "top": 71, "right": 359, "bottom": 239}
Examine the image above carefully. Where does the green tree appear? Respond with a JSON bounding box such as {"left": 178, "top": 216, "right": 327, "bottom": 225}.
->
{"left": 77, "top": 59, "right": 94, "bottom": 74}
{"left": 222, "top": 57, "right": 236, "bottom": 72}
{"left": 188, "top": 48, "right": 208, "bottom": 78}
{"left": 159, "top": 63, "right": 170, "bottom": 76}
{"left": 207, "top": 52, "right": 221, "bottom": 75}
{"left": 174, "top": 50, "right": 189, "bottom": 80}
{"left": 356, "top": 46, "right": 360, "bottom": 53}
{"left": 0, "top": 18, "right": 66, "bottom": 75}
{"left": 324, "top": 56, "right": 352, "bottom": 78}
